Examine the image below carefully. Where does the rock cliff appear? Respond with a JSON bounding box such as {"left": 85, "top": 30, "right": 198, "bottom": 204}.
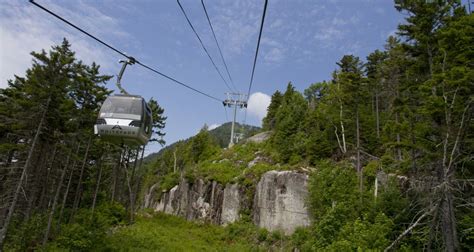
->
{"left": 145, "top": 170, "right": 311, "bottom": 234}
{"left": 253, "top": 171, "right": 311, "bottom": 234}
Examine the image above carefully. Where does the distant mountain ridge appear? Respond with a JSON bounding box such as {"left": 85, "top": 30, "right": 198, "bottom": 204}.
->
{"left": 143, "top": 122, "right": 260, "bottom": 164}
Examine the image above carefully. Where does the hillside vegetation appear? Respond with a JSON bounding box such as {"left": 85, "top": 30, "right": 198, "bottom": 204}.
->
{"left": 0, "top": 1, "right": 472, "bottom": 251}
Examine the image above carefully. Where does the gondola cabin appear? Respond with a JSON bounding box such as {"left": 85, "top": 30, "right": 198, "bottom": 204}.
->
{"left": 94, "top": 95, "right": 152, "bottom": 146}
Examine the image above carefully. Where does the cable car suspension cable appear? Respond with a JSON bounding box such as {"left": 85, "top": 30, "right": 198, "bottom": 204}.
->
{"left": 201, "top": 0, "right": 237, "bottom": 91}
{"left": 246, "top": 0, "right": 268, "bottom": 101}
{"left": 29, "top": 0, "right": 223, "bottom": 103}
{"left": 176, "top": 0, "right": 236, "bottom": 93}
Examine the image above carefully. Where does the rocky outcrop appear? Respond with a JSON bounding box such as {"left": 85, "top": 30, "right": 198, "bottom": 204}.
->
{"left": 245, "top": 131, "right": 271, "bottom": 144}
{"left": 149, "top": 170, "right": 311, "bottom": 235}
{"left": 154, "top": 179, "right": 241, "bottom": 225}
{"left": 143, "top": 183, "right": 159, "bottom": 209}
{"left": 253, "top": 171, "right": 311, "bottom": 235}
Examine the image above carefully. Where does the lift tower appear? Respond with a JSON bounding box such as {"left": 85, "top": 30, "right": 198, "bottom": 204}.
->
{"left": 223, "top": 93, "right": 247, "bottom": 148}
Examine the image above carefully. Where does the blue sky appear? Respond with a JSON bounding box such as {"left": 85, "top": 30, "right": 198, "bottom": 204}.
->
{"left": 1, "top": 0, "right": 409, "bottom": 154}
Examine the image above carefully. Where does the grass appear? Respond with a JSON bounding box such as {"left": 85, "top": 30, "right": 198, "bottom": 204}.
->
{"left": 101, "top": 213, "right": 269, "bottom": 251}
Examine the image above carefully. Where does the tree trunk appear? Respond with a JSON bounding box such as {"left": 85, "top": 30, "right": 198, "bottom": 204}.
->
{"left": 173, "top": 148, "right": 177, "bottom": 173}
{"left": 0, "top": 96, "right": 50, "bottom": 249}
{"left": 42, "top": 147, "right": 73, "bottom": 246}
{"left": 127, "top": 147, "right": 141, "bottom": 222}
{"left": 69, "top": 137, "right": 91, "bottom": 221}
{"left": 395, "top": 112, "right": 402, "bottom": 161}
{"left": 340, "top": 103, "right": 347, "bottom": 153}
{"left": 133, "top": 146, "right": 146, "bottom": 210}
{"left": 123, "top": 158, "right": 134, "bottom": 223}
{"left": 356, "top": 106, "right": 362, "bottom": 197}
{"left": 25, "top": 142, "right": 51, "bottom": 221}
{"left": 57, "top": 144, "right": 81, "bottom": 230}
{"left": 375, "top": 91, "right": 380, "bottom": 139}
{"left": 39, "top": 144, "right": 58, "bottom": 210}
{"left": 410, "top": 119, "right": 417, "bottom": 174}
{"left": 440, "top": 191, "right": 459, "bottom": 252}
{"left": 91, "top": 156, "right": 103, "bottom": 217}
{"left": 111, "top": 150, "right": 123, "bottom": 202}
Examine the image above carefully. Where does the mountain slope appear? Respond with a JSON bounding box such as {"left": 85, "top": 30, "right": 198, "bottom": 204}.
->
{"left": 142, "top": 122, "right": 260, "bottom": 164}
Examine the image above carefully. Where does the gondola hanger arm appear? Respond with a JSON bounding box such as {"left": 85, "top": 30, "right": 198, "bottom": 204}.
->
{"left": 116, "top": 58, "right": 136, "bottom": 95}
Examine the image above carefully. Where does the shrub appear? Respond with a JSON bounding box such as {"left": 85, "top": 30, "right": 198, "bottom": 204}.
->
{"left": 52, "top": 202, "right": 126, "bottom": 250}
{"left": 257, "top": 228, "right": 269, "bottom": 242}
{"left": 4, "top": 213, "right": 47, "bottom": 251}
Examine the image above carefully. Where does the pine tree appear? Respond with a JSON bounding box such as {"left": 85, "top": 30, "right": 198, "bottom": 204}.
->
{"left": 262, "top": 90, "right": 283, "bottom": 131}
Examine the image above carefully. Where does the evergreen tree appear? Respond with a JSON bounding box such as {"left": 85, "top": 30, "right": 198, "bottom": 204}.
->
{"left": 262, "top": 90, "right": 282, "bottom": 131}
{"left": 147, "top": 98, "right": 167, "bottom": 146}
{"left": 270, "top": 83, "right": 308, "bottom": 163}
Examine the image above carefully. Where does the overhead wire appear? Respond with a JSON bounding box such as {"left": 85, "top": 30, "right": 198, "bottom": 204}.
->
{"left": 200, "top": 0, "right": 237, "bottom": 92}
{"left": 176, "top": 0, "right": 236, "bottom": 93}
{"left": 246, "top": 0, "right": 268, "bottom": 100}
{"left": 29, "top": 0, "right": 223, "bottom": 103}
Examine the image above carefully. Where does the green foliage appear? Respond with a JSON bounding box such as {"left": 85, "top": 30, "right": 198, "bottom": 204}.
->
{"left": 262, "top": 90, "right": 283, "bottom": 131}
{"left": 187, "top": 126, "right": 220, "bottom": 164}
{"left": 48, "top": 202, "right": 127, "bottom": 251}
{"left": 459, "top": 211, "right": 474, "bottom": 251}
{"left": 54, "top": 223, "right": 96, "bottom": 250}
{"left": 327, "top": 213, "right": 393, "bottom": 251}
{"left": 102, "top": 213, "right": 279, "bottom": 251}
{"left": 191, "top": 159, "right": 241, "bottom": 185}
{"left": 306, "top": 160, "right": 400, "bottom": 250}
{"left": 270, "top": 83, "right": 308, "bottom": 163}
{"left": 159, "top": 172, "right": 180, "bottom": 191}
{"left": 208, "top": 122, "right": 260, "bottom": 148}
{"left": 256, "top": 228, "right": 269, "bottom": 242}
{"left": 3, "top": 1, "right": 472, "bottom": 250}
{"left": 3, "top": 214, "right": 47, "bottom": 251}
{"left": 290, "top": 227, "right": 313, "bottom": 250}
{"left": 148, "top": 98, "right": 167, "bottom": 146}
{"left": 308, "top": 161, "right": 359, "bottom": 220}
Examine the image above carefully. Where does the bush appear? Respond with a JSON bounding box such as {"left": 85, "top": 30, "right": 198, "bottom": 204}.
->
{"left": 4, "top": 213, "right": 47, "bottom": 251}
{"left": 192, "top": 160, "right": 241, "bottom": 184}
{"left": 51, "top": 202, "right": 126, "bottom": 250}
{"left": 160, "top": 172, "right": 180, "bottom": 191}
{"left": 291, "top": 227, "right": 312, "bottom": 249}
{"left": 257, "top": 228, "right": 269, "bottom": 242}
{"left": 54, "top": 223, "right": 96, "bottom": 250}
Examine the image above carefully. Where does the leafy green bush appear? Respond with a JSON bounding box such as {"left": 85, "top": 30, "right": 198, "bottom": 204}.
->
{"left": 191, "top": 160, "right": 241, "bottom": 184}
{"left": 326, "top": 213, "right": 393, "bottom": 251}
{"left": 54, "top": 223, "right": 96, "bottom": 250}
{"left": 257, "top": 228, "right": 269, "bottom": 242}
{"left": 291, "top": 227, "right": 313, "bottom": 251}
{"left": 308, "top": 160, "right": 359, "bottom": 221}
{"left": 160, "top": 172, "right": 180, "bottom": 191}
{"left": 4, "top": 214, "right": 47, "bottom": 251}
{"left": 50, "top": 202, "right": 126, "bottom": 250}
{"left": 307, "top": 159, "right": 399, "bottom": 250}
{"left": 102, "top": 213, "right": 261, "bottom": 251}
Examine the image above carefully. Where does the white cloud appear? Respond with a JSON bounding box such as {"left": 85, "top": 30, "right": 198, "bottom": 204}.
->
{"left": 0, "top": 1, "right": 127, "bottom": 88}
{"left": 208, "top": 123, "right": 221, "bottom": 131}
{"left": 247, "top": 92, "right": 271, "bottom": 121}
{"left": 211, "top": 0, "right": 261, "bottom": 57}
{"left": 264, "top": 47, "right": 285, "bottom": 64}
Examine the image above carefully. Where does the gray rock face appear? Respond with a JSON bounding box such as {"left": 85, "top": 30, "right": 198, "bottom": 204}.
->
{"left": 253, "top": 171, "right": 311, "bottom": 235}
{"left": 149, "top": 170, "right": 311, "bottom": 235}
{"left": 221, "top": 183, "right": 240, "bottom": 225}
{"left": 154, "top": 179, "right": 240, "bottom": 225}
{"left": 245, "top": 131, "right": 271, "bottom": 144}
{"left": 143, "top": 183, "right": 159, "bottom": 209}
